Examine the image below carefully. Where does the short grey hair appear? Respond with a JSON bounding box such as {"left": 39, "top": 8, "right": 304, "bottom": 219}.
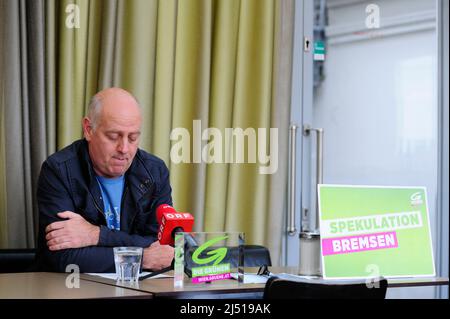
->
{"left": 87, "top": 94, "right": 103, "bottom": 131}
{"left": 86, "top": 91, "right": 141, "bottom": 131}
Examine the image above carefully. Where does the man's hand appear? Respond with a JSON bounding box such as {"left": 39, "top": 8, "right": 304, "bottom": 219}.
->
{"left": 142, "top": 241, "right": 174, "bottom": 270}
{"left": 45, "top": 211, "right": 100, "bottom": 251}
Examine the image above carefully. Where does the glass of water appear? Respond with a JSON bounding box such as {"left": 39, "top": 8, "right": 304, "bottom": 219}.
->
{"left": 113, "top": 247, "right": 143, "bottom": 282}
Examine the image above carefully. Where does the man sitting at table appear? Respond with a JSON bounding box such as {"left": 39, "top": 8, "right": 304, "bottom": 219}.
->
{"left": 35, "top": 88, "right": 174, "bottom": 273}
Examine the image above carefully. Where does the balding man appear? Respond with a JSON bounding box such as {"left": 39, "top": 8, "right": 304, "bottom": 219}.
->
{"left": 36, "top": 88, "right": 174, "bottom": 272}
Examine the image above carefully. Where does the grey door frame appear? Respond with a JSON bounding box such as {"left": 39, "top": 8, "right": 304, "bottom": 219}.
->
{"left": 284, "top": 0, "right": 315, "bottom": 266}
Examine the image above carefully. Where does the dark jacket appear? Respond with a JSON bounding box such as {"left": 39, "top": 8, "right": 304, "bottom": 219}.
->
{"left": 36, "top": 139, "right": 172, "bottom": 272}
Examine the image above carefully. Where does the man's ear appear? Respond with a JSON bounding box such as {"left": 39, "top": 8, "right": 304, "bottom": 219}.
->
{"left": 82, "top": 117, "right": 92, "bottom": 141}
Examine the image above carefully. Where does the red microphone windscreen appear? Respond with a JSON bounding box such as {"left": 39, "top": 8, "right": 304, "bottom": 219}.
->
{"left": 158, "top": 212, "right": 195, "bottom": 245}
{"left": 156, "top": 204, "right": 176, "bottom": 224}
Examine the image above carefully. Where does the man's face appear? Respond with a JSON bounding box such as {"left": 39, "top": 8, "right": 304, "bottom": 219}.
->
{"left": 83, "top": 97, "right": 142, "bottom": 178}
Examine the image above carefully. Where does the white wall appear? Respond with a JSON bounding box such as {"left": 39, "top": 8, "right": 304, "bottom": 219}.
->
{"left": 314, "top": 0, "right": 440, "bottom": 298}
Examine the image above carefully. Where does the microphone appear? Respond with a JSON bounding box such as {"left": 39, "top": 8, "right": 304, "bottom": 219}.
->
{"left": 139, "top": 204, "right": 194, "bottom": 280}
{"left": 156, "top": 204, "right": 194, "bottom": 246}
{"left": 156, "top": 204, "right": 177, "bottom": 224}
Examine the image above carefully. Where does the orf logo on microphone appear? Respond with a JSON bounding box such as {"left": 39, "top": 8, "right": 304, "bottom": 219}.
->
{"left": 158, "top": 213, "right": 193, "bottom": 240}
{"left": 157, "top": 209, "right": 195, "bottom": 245}
{"left": 157, "top": 217, "right": 166, "bottom": 241}
{"left": 165, "top": 213, "right": 193, "bottom": 219}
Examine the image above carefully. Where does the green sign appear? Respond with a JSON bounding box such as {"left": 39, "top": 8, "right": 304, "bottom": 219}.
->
{"left": 318, "top": 185, "right": 435, "bottom": 279}
{"left": 174, "top": 232, "right": 244, "bottom": 286}
{"left": 190, "top": 235, "right": 233, "bottom": 284}
{"left": 314, "top": 41, "right": 325, "bottom": 61}
{"left": 314, "top": 41, "right": 325, "bottom": 54}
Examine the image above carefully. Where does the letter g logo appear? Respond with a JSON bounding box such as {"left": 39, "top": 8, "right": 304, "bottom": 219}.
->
{"left": 410, "top": 191, "right": 423, "bottom": 206}
{"left": 192, "top": 235, "right": 228, "bottom": 266}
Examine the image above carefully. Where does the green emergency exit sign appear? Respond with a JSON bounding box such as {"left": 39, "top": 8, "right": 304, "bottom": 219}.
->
{"left": 314, "top": 41, "right": 325, "bottom": 61}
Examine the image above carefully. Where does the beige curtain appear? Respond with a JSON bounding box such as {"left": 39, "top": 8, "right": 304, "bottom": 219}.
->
{"left": 0, "top": 0, "right": 48, "bottom": 248}
{"left": 0, "top": 0, "right": 294, "bottom": 264}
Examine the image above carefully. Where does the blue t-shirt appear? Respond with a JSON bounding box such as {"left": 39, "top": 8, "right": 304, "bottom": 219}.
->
{"left": 96, "top": 175, "right": 125, "bottom": 230}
